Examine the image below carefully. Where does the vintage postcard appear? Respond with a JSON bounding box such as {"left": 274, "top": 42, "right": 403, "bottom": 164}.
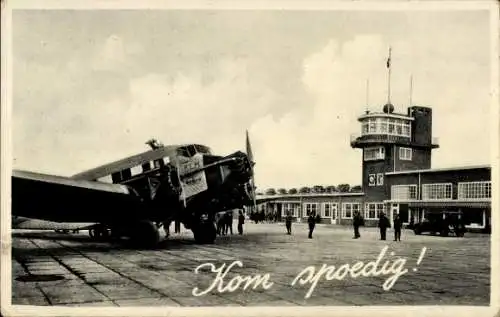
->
{"left": 1, "top": 0, "right": 499, "bottom": 316}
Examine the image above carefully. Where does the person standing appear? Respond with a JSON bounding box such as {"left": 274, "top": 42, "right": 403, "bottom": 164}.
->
{"left": 353, "top": 211, "right": 363, "bottom": 239}
{"left": 378, "top": 212, "right": 390, "bottom": 240}
{"left": 215, "top": 213, "right": 221, "bottom": 235}
{"left": 237, "top": 210, "right": 245, "bottom": 235}
{"left": 226, "top": 211, "right": 234, "bottom": 235}
{"left": 308, "top": 212, "right": 316, "bottom": 239}
{"left": 174, "top": 220, "right": 181, "bottom": 234}
{"left": 393, "top": 213, "right": 402, "bottom": 241}
{"left": 285, "top": 212, "right": 293, "bottom": 235}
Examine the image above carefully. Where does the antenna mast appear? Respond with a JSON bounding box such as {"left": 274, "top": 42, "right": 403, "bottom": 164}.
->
{"left": 365, "top": 78, "right": 370, "bottom": 113}
{"left": 409, "top": 74, "right": 413, "bottom": 106}
{"left": 386, "top": 46, "right": 392, "bottom": 104}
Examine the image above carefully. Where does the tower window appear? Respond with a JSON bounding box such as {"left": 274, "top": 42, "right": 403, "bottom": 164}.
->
{"left": 360, "top": 117, "right": 411, "bottom": 137}
{"left": 364, "top": 146, "right": 385, "bottom": 161}
{"left": 380, "top": 120, "right": 388, "bottom": 133}
{"left": 399, "top": 147, "right": 412, "bottom": 160}
{"left": 388, "top": 119, "right": 395, "bottom": 134}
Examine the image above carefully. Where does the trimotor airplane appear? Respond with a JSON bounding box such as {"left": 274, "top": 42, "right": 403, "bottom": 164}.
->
{"left": 12, "top": 139, "right": 255, "bottom": 248}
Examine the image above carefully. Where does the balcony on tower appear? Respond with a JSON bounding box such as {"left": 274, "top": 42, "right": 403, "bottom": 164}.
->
{"left": 350, "top": 103, "right": 439, "bottom": 149}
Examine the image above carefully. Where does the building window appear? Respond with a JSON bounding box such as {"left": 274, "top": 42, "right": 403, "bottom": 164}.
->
{"left": 342, "top": 203, "right": 360, "bottom": 219}
{"left": 282, "top": 203, "right": 299, "bottom": 217}
{"left": 399, "top": 147, "right": 412, "bottom": 160}
{"left": 322, "top": 203, "right": 338, "bottom": 218}
{"left": 364, "top": 203, "right": 385, "bottom": 220}
{"left": 323, "top": 203, "right": 331, "bottom": 218}
{"left": 458, "top": 181, "right": 491, "bottom": 200}
{"left": 422, "top": 183, "right": 453, "bottom": 200}
{"left": 364, "top": 146, "right": 385, "bottom": 161}
{"left": 380, "top": 119, "right": 388, "bottom": 133}
{"left": 305, "top": 203, "right": 319, "bottom": 217}
{"left": 361, "top": 117, "right": 411, "bottom": 138}
{"left": 402, "top": 124, "right": 411, "bottom": 136}
{"left": 391, "top": 185, "right": 418, "bottom": 200}
{"left": 377, "top": 173, "right": 384, "bottom": 186}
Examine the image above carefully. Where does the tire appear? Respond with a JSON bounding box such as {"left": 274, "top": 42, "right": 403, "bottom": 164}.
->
{"left": 413, "top": 228, "right": 421, "bottom": 235}
{"left": 128, "top": 221, "right": 160, "bottom": 249}
{"left": 193, "top": 222, "right": 217, "bottom": 244}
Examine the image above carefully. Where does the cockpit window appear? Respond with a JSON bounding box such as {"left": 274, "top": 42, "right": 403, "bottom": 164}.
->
{"left": 177, "top": 144, "right": 211, "bottom": 157}
{"left": 176, "top": 146, "right": 190, "bottom": 157}
{"left": 187, "top": 145, "right": 197, "bottom": 156}
{"left": 195, "top": 144, "right": 212, "bottom": 154}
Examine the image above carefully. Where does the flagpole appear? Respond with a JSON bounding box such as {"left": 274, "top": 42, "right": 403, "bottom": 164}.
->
{"left": 387, "top": 46, "right": 392, "bottom": 104}
{"left": 409, "top": 74, "right": 413, "bottom": 106}
{"left": 365, "top": 78, "right": 370, "bottom": 113}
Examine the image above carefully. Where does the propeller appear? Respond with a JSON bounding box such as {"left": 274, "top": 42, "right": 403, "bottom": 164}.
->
{"left": 245, "top": 130, "right": 257, "bottom": 214}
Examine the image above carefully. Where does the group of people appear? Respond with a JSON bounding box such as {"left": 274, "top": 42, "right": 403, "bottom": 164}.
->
{"left": 285, "top": 212, "right": 319, "bottom": 239}
{"left": 351, "top": 210, "right": 403, "bottom": 241}
{"left": 375, "top": 212, "right": 402, "bottom": 241}
{"left": 283, "top": 210, "right": 403, "bottom": 241}
{"left": 216, "top": 209, "right": 246, "bottom": 236}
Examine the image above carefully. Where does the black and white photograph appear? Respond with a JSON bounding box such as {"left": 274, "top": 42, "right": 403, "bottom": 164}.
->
{"left": 1, "top": 0, "right": 499, "bottom": 316}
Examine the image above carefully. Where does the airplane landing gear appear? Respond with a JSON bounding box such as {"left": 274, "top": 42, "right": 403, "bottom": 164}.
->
{"left": 128, "top": 220, "right": 161, "bottom": 249}
{"left": 193, "top": 221, "right": 217, "bottom": 244}
{"left": 88, "top": 225, "right": 109, "bottom": 240}
{"left": 88, "top": 221, "right": 160, "bottom": 248}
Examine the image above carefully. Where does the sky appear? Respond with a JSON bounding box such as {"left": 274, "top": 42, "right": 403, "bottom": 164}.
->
{"left": 11, "top": 8, "right": 493, "bottom": 190}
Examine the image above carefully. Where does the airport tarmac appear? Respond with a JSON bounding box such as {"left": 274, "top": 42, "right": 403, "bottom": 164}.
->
{"left": 11, "top": 222, "right": 490, "bottom": 307}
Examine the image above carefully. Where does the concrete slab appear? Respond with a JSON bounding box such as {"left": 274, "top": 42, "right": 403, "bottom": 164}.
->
{"left": 10, "top": 223, "right": 490, "bottom": 307}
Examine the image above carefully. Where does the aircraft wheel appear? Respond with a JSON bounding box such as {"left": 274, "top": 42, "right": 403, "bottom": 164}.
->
{"left": 89, "top": 228, "right": 96, "bottom": 238}
{"left": 193, "top": 222, "right": 217, "bottom": 244}
{"left": 129, "top": 220, "right": 160, "bottom": 249}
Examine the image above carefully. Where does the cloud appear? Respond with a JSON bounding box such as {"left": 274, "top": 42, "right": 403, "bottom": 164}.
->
{"left": 12, "top": 12, "right": 491, "bottom": 190}
{"left": 92, "top": 34, "right": 127, "bottom": 71}
{"left": 249, "top": 35, "right": 389, "bottom": 188}
{"left": 248, "top": 30, "right": 491, "bottom": 189}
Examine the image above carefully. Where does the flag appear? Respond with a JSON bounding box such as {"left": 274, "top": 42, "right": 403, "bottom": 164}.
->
{"left": 245, "top": 130, "right": 254, "bottom": 163}
{"left": 386, "top": 47, "right": 392, "bottom": 69}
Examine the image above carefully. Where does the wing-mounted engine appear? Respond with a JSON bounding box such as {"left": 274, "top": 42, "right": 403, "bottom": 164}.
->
{"left": 178, "top": 150, "right": 254, "bottom": 244}
{"left": 209, "top": 150, "right": 254, "bottom": 209}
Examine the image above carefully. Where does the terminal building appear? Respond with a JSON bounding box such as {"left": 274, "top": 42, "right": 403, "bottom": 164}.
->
{"left": 257, "top": 103, "right": 492, "bottom": 232}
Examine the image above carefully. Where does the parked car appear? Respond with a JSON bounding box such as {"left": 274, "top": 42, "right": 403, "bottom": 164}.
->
{"left": 413, "top": 211, "right": 466, "bottom": 237}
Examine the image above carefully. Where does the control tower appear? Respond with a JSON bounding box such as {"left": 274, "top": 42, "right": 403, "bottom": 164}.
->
{"left": 350, "top": 103, "right": 439, "bottom": 201}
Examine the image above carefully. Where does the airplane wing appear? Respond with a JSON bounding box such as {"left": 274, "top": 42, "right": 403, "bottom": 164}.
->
{"left": 12, "top": 216, "right": 97, "bottom": 231}
{"left": 12, "top": 170, "right": 144, "bottom": 224}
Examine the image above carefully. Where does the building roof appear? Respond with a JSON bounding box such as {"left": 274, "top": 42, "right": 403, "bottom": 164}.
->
{"left": 385, "top": 164, "right": 491, "bottom": 176}
{"left": 256, "top": 192, "right": 365, "bottom": 201}
{"left": 357, "top": 112, "right": 414, "bottom": 122}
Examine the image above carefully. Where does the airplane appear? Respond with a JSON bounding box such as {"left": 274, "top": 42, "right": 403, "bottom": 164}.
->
{"left": 11, "top": 139, "right": 255, "bottom": 248}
